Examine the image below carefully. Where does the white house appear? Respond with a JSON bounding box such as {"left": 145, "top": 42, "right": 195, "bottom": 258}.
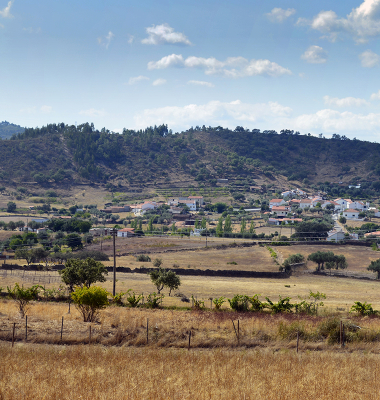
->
{"left": 347, "top": 200, "right": 369, "bottom": 211}
{"left": 343, "top": 208, "right": 360, "bottom": 220}
{"left": 334, "top": 198, "right": 351, "bottom": 210}
{"left": 117, "top": 228, "right": 135, "bottom": 237}
{"left": 326, "top": 230, "right": 346, "bottom": 242}
{"left": 281, "top": 190, "right": 294, "bottom": 198}
{"left": 299, "top": 199, "right": 312, "bottom": 209}
{"left": 271, "top": 206, "right": 290, "bottom": 217}
{"left": 131, "top": 201, "right": 157, "bottom": 216}
{"left": 296, "top": 188, "right": 307, "bottom": 196}
{"left": 167, "top": 196, "right": 203, "bottom": 211}
{"left": 269, "top": 199, "right": 285, "bottom": 209}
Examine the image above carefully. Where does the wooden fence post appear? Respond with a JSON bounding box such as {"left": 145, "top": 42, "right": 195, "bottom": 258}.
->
{"left": 340, "top": 321, "right": 343, "bottom": 347}
{"left": 11, "top": 323, "right": 16, "bottom": 348}
{"left": 237, "top": 320, "right": 240, "bottom": 345}
{"left": 60, "top": 317, "right": 64, "bottom": 341}
{"left": 146, "top": 318, "right": 149, "bottom": 344}
{"left": 25, "top": 316, "right": 27, "bottom": 341}
{"left": 188, "top": 330, "right": 191, "bottom": 351}
{"left": 296, "top": 331, "right": 299, "bottom": 353}
{"left": 231, "top": 320, "right": 239, "bottom": 343}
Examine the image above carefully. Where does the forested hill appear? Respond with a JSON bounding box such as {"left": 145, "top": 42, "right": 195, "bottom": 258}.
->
{"left": 0, "top": 121, "right": 24, "bottom": 139}
{"left": 1, "top": 122, "right": 380, "bottom": 190}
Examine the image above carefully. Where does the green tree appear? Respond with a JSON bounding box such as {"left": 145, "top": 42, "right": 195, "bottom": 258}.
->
{"left": 307, "top": 251, "right": 335, "bottom": 271}
{"left": 201, "top": 217, "right": 207, "bottom": 229}
{"left": 7, "top": 201, "right": 16, "bottom": 213}
{"left": 368, "top": 259, "right": 380, "bottom": 279}
{"left": 240, "top": 218, "right": 246, "bottom": 233}
{"left": 249, "top": 220, "right": 255, "bottom": 234}
{"left": 224, "top": 215, "right": 232, "bottom": 233}
{"left": 293, "top": 221, "right": 332, "bottom": 240}
{"left": 59, "top": 258, "right": 108, "bottom": 292}
{"left": 216, "top": 216, "right": 224, "bottom": 237}
{"left": 339, "top": 216, "right": 347, "bottom": 224}
{"left": 282, "top": 253, "right": 305, "bottom": 272}
{"left": 71, "top": 286, "right": 109, "bottom": 322}
{"left": 65, "top": 233, "right": 83, "bottom": 250}
{"left": 148, "top": 267, "right": 181, "bottom": 295}
{"left": 7, "top": 283, "right": 41, "bottom": 317}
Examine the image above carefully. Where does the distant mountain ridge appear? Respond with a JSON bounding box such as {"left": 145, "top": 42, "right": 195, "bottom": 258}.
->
{"left": 0, "top": 121, "right": 25, "bottom": 139}
{"left": 1, "top": 122, "right": 380, "bottom": 198}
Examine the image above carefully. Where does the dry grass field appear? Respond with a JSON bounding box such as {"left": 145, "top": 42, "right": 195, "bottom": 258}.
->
{"left": 1, "top": 344, "right": 380, "bottom": 399}
{"left": 273, "top": 244, "right": 379, "bottom": 274}
{"left": 2, "top": 269, "right": 380, "bottom": 310}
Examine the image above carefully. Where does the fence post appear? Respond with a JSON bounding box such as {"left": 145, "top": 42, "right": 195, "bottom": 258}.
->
{"left": 340, "top": 321, "right": 343, "bottom": 347}
{"left": 61, "top": 316, "right": 64, "bottom": 341}
{"left": 188, "top": 330, "right": 191, "bottom": 351}
{"left": 25, "top": 316, "right": 27, "bottom": 341}
{"left": 11, "top": 323, "right": 16, "bottom": 348}
{"left": 231, "top": 320, "right": 239, "bottom": 343}
{"left": 237, "top": 320, "right": 240, "bottom": 345}
{"left": 146, "top": 318, "right": 149, "bottom": 344}
{"left": 296, "top": 331, "right": 299, "bottom": 353}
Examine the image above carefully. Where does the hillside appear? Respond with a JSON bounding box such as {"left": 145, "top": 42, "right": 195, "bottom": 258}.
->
{"left": 0, "top": 121, "right": 24, "bottom": 139}
{"left": 2, "top": 123, "right": 380, "bottom": 198}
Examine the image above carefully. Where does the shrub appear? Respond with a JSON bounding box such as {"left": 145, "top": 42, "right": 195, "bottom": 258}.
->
{"left": 71, "top": 286, "right": 109, "bottom": 322}
{"left": 228, "top": 295, "right": 250, "bottom": 312}
{"left": 7, "top": 283, "right": 42, "bottom": 317}
{"left": 265, "top": 296, "right": 294, "bottom": 314}
{"left": 136, "top": 254, "right": 151, "bottom": 262}
{"left": 192, "top": 296, "right": 205, "bottom": 310}
{"left": 248, "top": 294, "right": 265, "bottom": 312}
{"left": 125, "top": 290, "right": 143, "bottom": 307}
{"left": 213, "top": 296, "right": 226, "bottom": 310}
{"left": 146, "top": 292, "right": 164, "bottom": 308}
{"left": 113, "top": 292, "right": 127, "bottom": 306}
{"left": 350, "top": 301, "right": 379, "bottom": 316}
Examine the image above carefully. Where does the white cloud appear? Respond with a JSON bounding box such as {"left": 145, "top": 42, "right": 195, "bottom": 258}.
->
{"left": 359, "top": 49, "right": 380, "bottom": 67}
{"left": 147, "top": 54, "right": 292, "bottom": 77}
{"left": 97, "top": 31, "right": 114, "bottom": 49}
{"left": 188, "top": 80, "right": 214, "bottom": 87}
{"left": 266, "top": 8, "right": 296, "bottom": 23}
{"left": 40, "top": 105, "right": 52, "bottom": 113}
{"left": 323, "top": 95, "right": 369, "bottom": 107}
{"left": 152, "top": 78, "right": 167, "bottom": 86}
{"left": 142, "top": 23, "right": 192, "bottom": 45}
{"left": 128, "top": 75, "right": 149, "bottom": 85}
{"left": 134, "top": 100, "right": 292, "bottom": 130}
{"left": 301, "top": 45, "right": 328, "bottom": 64}
{"left": 299, "top": 0, "right": 380, "bottom": 43}
{"left": 371, "top": 89, "right": 380, "bottom": 100}
{"left": 294, "top": 108, "right": 380, "bottom": 134}
{"left": 128, "top": 35, "right": 134, "bottom": 44}
{"left": 0, "top": 1, "right": 13, "bottom": 18}
{"left": 79, "top": 108, "right": 106, "bottom": 117}
{"left": 23, "top": 27, "right": 41, "bottom": 34}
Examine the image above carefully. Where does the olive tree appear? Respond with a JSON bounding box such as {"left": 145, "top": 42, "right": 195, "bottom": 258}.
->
{"left": 71, "top": 286, "right": 109, "bottom": 322}
{"left": 368, "top": 259, "right": 380, "bottom": 279}
{"left": 149, "top": 267, "right": 181, "bottom": 296}
{"left": 59, "top": 258, "right": 108, "bottom": 292}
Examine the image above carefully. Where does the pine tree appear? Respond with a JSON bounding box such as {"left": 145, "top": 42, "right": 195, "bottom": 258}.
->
{"left": 224, "top": 215, "right": 232, "bottom": 233}
{"left": 216, "top": 216, "right": 224, "bottom": 237}
{"left": 201, "top": 217, "right": 206, "bottom": 229}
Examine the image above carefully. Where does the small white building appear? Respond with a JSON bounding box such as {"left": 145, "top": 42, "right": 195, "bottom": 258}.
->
{"left": 269, "top": 199, "right": 285, "bottom": 209}
{"left": 271, "top": 206, "right": 290, "bottom": 217}
{"left": 117, "top": 228, "right": 135, "bottom": 237}
{"left": 343, "top": 208, "right": 360, "bottom": 220}
{"left": 347, "top": 200, "right": 369, "bottom": 211}
{"left": 326, "top": 230, "right": 346, "bottom": 241}
{"left": 299, "top": 199, "right": 312, "bottom": 209}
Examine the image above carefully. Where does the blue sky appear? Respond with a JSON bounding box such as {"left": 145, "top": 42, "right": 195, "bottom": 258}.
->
{"left": 2, "top": 0, "right": 380, "bottom": 140}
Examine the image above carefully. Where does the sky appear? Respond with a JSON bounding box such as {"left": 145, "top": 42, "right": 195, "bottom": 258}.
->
{"left": 2, "top": 0, "right": 380, "bottom": 140}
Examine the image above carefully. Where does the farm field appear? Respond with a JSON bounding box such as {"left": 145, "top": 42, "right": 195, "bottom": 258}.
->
{"left": 2, "top": 270, "right": 380, "bottom": 310}
{"left": 2, "top": 343, "right": 380, "bottom": 399}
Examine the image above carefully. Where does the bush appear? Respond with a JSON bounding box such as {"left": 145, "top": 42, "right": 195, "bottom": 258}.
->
{"left": 7, "top": 283, "right": 42, "bottom": 317}
{"left": 125, "top": 290, "right": 143, "bottom": 307}
{"left": 350, "top": 301, "right": 379, "bottom": 316}
{"left": 136, "top": 254, "right": 151, "bottom": 262}
{"left": 265, "top": 296, "right": 294, "bottom": 314}
{"left": 146, "top": 292, "right": 164, "bottom": 308}
{"left": 71, "top": 286, "right": 109, "bottom": 322}
{"left": 213, "top": 296, "right": 226, "bottom": 310}
{"left": 228, "top": 295, "right": 250, "bottom": 312}
{"left": 192, "top": 296, "right": 205, "bottom": 310}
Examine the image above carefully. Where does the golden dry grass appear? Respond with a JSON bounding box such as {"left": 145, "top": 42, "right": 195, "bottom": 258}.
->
{"left": 273, "top": 244, "right": 379, "bottom": 274}
{"left": 2, "top": 344, "right": 380, "bottom": 399}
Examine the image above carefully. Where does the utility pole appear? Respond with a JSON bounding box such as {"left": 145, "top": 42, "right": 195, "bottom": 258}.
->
{"left": 110, "top": 228, "right": 117, "bottom": 296}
